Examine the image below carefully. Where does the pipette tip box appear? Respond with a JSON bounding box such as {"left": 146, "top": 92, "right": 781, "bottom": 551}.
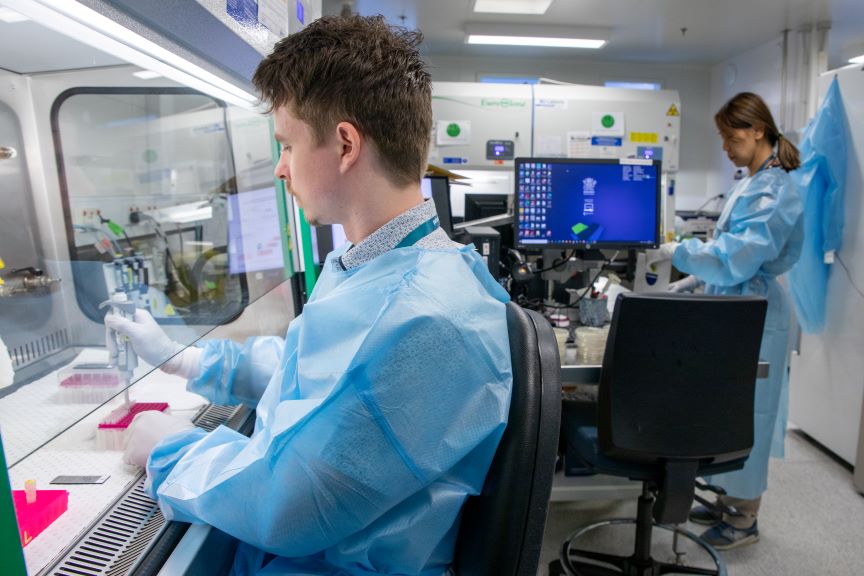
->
{"left": 96, "top": 402, "right": 170, "bottom": 450}
{"left": 57, "top": 365, "right": 121, "bottom": 403}
{"left": 13, "top": 489, "right": 69, "bottom": 547}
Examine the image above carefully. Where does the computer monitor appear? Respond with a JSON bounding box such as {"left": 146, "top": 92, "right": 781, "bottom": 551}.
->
{"left": 514, "top": 157, "right": 660, "bottom": 249}
{"left": 464, "top": 193, "right": 509, "bottom": 221}
{"left": 421, "top": 176, "right": 454, "bottom": 236}
{"left": 312, "top": 223, "right": 348, "bottom": 265}
{"left": 227, "top": 186, "right": 285, "bottom": 274}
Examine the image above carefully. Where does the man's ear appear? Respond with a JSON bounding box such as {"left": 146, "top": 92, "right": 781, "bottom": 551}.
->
{"left": 335, "top": 121, "right": 362, "bottom": 174}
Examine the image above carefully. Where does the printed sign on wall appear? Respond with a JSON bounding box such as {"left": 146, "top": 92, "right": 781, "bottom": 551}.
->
{"left": 436, "top": 121, "right": 472, "bottom": 146}
{"left": 591, "top": 111, "right": 625, "bottom": 137}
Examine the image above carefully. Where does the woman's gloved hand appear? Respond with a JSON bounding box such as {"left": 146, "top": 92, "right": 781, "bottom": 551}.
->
{"left": 668, "top": 275, "right": 700, "bottom": 293}
{"left": 104, "top": 308, "right": 202, "bottom": 378}
{"left": 123, "top": 410, "right": 195, "bottom": 467}
{"left": 646, "top": 242, "right": 680, "bottom": 268}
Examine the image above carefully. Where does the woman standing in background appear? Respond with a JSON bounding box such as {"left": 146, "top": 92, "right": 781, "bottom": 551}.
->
{"left": 659, "top": 92, "right": 804, "bottom": 550}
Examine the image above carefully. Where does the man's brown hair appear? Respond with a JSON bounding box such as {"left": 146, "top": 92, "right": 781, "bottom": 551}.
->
{"left": 253, "top": 15, "right": 432, "bottom": 186}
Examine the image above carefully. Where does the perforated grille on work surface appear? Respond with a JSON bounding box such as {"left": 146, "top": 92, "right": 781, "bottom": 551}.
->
{"left": 45, "top": 404, "right": 244, "bottom": 576}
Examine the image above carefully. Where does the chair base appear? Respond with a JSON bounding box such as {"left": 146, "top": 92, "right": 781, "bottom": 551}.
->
{"left": 552, "top": 518, "right": 726, "bottom": 576}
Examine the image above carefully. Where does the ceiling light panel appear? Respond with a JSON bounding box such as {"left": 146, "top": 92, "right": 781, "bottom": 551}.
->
{"left": 465, "top": 23, "right": 609, "bottom": 49}
{"left": 467, "top": 35, "right": 605, "bottom": 48}
{"left": 472, "top": 0, "right": 554, "bottom": 15}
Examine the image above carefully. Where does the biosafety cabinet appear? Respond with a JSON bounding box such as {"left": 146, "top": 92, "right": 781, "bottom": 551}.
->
{"left": 430, "top": 81, "right": 681, "bottom": 233}
{"left": 0, "top": 1, "right": 321, "bottom": 574}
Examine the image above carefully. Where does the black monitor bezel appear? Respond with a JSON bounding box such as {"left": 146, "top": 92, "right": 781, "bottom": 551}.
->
{"left": 423, "top": 175, "right": 454, "bottom": 236}
{"left": 463, "top": 192, "right": 510, "bottom": 222}
{"left": 513, "top": 157, "right": 661, "bottom": 251}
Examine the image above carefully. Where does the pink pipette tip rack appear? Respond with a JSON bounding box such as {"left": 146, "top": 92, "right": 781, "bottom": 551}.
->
{"left": 60, "top": 372, "right": 120, "bottom": 387}
{"left": 13, "top": 489, "right": 69, "bottom": 547}
{"left": 96, "top": 402, "right": 169, "bottom": 450}
{"left": 57, "top": 368, "right": 121, "bottom": 403}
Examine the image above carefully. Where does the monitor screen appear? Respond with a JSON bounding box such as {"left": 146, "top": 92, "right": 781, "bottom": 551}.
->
{"left": 227, "top": 186, "right": 284, "bottom": 274}
{"left": 313, "top": 223, "right": 348, "bottom": 265}
{"left": 515, "top": 158, "right": 660, "bottom": 249}
{"left": 464, "top": 193, "right": 509, "bottom": 222}
{"left": 422, "top": 176, "right": 453, "bottom": 236}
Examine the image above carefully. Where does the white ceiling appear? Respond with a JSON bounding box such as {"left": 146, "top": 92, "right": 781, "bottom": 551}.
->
{"left": 331, "top": 0, "right": 864, "bottom": 69}
{"left": 2, "top": 1, "right": 861, "bottom": 75}
{"left": 0, "top": 17, "right": 125, "bottom": 74}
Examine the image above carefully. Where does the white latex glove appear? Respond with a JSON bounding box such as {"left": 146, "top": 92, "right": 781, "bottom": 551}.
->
{"left": 647, "top": 242, "right": 680, "bottom": 267}
{"left": 668, "top": 275, "right": 700, "bottom": 293}
{"left": 123, "top": 410, "right": 195, "bottom": 467}
{"left": 105, "top": 308, "right": 182, "bottom": 368}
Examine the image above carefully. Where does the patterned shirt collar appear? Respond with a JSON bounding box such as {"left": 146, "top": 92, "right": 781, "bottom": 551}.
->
{"left": 337, "top": 199, "right": 438, "bottom": 271}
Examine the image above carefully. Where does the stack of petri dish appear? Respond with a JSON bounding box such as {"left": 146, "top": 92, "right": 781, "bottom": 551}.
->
{"left": 574, "top": 325, "right": 610, "bottom": 365}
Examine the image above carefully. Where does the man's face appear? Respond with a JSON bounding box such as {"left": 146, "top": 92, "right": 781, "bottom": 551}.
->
{"left": 273, "top": 106, "right": 341, "bottom": 225}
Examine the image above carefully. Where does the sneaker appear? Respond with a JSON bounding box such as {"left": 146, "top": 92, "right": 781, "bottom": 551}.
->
{"left": 700, "top": 521, "right": 759, "bottom": 551}
{"left": 688, "top": 505, "right": 722, "bottom": 526}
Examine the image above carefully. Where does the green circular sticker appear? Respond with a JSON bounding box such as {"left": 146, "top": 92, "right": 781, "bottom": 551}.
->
{"left": 601, "top": 114, "right": 615, "bottom": 129}
{"left": 143, "top": 149, "right": 158, "bottom": 163}
{"left": 446, "top": 123, "right": 461, "bottom": 138}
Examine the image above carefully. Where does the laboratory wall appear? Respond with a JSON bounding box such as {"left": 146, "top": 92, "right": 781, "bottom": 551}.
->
{"left": 706, "top": 37, "right": 784, "bottom": 201}
{"left": 789, "top": 68, "right": 864, "bottom": 468}
{"left": 427, "top": 54, "right": 712, "bottom": 211}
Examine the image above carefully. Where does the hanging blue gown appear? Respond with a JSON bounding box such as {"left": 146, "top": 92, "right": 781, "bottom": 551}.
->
{"left": 789, "top": 77, "right": 849, "bottom": 333}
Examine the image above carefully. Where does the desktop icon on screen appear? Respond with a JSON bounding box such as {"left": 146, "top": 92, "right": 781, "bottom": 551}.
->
{"left": 571, "top": 222, "right": 604, "bottom": 242}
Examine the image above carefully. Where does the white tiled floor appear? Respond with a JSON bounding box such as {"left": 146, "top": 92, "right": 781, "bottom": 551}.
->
{"left": 540, "top": 429, "right": 864, "bottom": 576}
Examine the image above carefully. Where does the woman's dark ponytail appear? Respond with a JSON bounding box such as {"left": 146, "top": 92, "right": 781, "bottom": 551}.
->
{"left": 776, "top": 134, "right": 801, "bottom": 171}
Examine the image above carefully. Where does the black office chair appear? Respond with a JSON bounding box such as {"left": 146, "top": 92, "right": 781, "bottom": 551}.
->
{"left": 555, "top": 293, "right": 767, "bottom": 576}
{"left": 453, "top": 302, "right": 562, "bottom": 576}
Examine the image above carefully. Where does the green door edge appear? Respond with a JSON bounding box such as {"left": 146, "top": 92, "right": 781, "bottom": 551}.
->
{"left": 0, "top": 434, "right": 27, "bottom": 575}
{"left": 269, "top": 117, "right": 319, "bottom": 295}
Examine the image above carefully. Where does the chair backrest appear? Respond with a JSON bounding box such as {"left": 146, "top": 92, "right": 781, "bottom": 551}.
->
{"left": 598, "top": 293, "right": 767, "bottom": 464}
{"left": 453, "top": 302, "right": 562, "bottom": 576}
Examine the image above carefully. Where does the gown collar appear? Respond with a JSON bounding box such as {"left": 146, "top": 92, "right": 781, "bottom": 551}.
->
{"left": 337, "top": 199, "right": 439, "bottom": 271}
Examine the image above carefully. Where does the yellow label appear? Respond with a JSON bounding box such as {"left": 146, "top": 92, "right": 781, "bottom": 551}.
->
{"left": 23, "top": 530, "right": 32, "bottom": 545}
{"left": 630, "top": 132, "right": 659, "bottom": 143}
{"left": 666, "top": 103, "right": 680, "bottom": 117}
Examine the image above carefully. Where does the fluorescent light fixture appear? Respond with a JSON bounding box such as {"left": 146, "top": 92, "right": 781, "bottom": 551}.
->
{"left": 156, "top": 202, "right": 213, "bottom": 225}
{"left": 472, "top": 0, "right": 554, "bottom": 14}
{"left": 849, "top": 54, "right": 864, "bottom": 64}
{"left": 468, "top": 35, "right": 605, "bottom": 48}
{"left": 3, "top": 0, "right": 259, "bottom": 110}
{"left": 0, "top": 6, "right": 29, "bottom": 22}
{"left": 133, "top": 70, "right": 163, "bottom": 80}
{"left": 604, "top": 80, "right": 662, "bottom": 91}
{"left": 465, "top": 23, "right": 608, "bottom": 49}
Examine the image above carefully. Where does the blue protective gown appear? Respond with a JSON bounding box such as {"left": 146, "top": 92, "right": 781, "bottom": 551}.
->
{"left": 145, "top": 243, "right": 513, "bottom": 575}
{"left": 789, "top": 78, "right": 849, "bottom": 333}
{"left": 672, "top": 167, "right": 803, "bottom": 500}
